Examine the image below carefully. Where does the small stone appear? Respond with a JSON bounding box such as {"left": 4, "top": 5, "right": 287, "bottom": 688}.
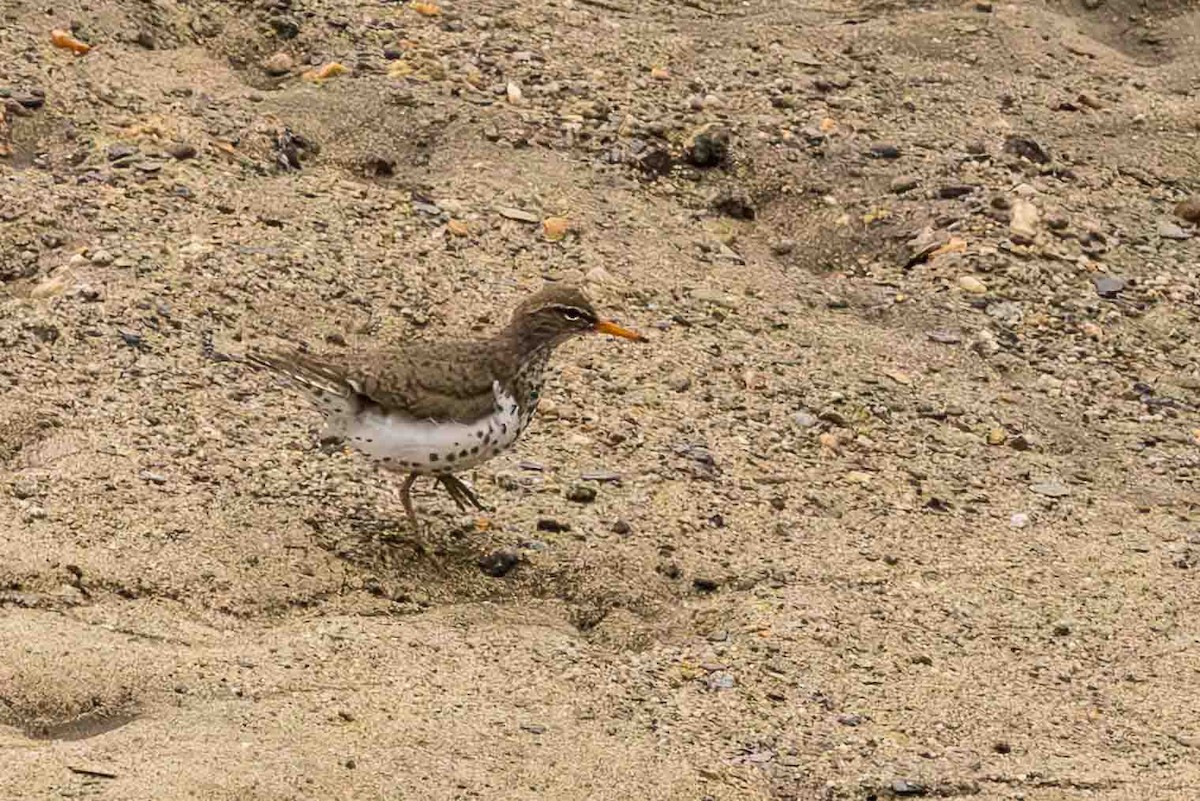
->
{"left": 792, "top": 411, "right": 819, "bottom": 429}
{"left": 869, "top": 143, "right": 900, "bottom": 159}
{"left": 11, "top": 478, "right": 38, "bottom": 499}
{"left": 1030, "top": 481, "right": 1071, "bottom": 498}
{"left": 89, "top": 250, "right": 115, "bottom": 266}
{"left": 693, "top": 576, "right": 720, "bottom": 593}
{"left": 1158, "top": 220, "right": 1191, "bottom": 240}
{"left": 691, "top": 288, "right": 739, "bottom": 309}
{"left": 938, "top": 184, "right": 974, "bottom": 199}
{"left": 536, "top": 518, "right": 570, "bottom": 533}
{"left": 611, "top": 519, "right": 631, "bottom": 535}
{"left": 1003, "top": 135, "right": 1050, "bottom": 164}
{"left": 993, "top": 741, "right": 1012, "bottom": 754}
{"left": 1009, "top": 199, "right": 1039, "bottom": 241}
{"left": 262, "top": 52, "right": 294, "bottom": 76}
{"left": 1093, "top": 275, "right": 1126, "bottom": 298}
{"left": 1052, "top": 619, "right": 1073, "bottom": 636}
{"left": 837, "top": 713, "right": 863, "bottom": 726}
{"left": 134, "top": 30, "right": 157, "bottom": 49}
{"left": 667, "top": 373, "right": 692, "bottom": 392}
{"left": 565, "top": 484, "right": 597, "bottom": 503}
{"left": 106, "top": 144, "right": 138, "bottom": 162}
{"left": 770, "top": 238, "right": 796, "bottom": 256}
{"left": 167, "top": 142, "right": 197, "bottom": 160}
{"left": 927, "top": 329, "right": 961, "bottom": 344}
{"left": 712, "top": 189, "right": 755, "bottom": 220}
{"left": 1174, "top": 196, "right": 1200, "bottom": 224}
{"left": 706, "top": 673, "right": 735, "bottom": 690}
{"left": 892, "top": 779, "right": 926, "bottom": 796}
{"left": 497, "top": 206, "right": 540, "bottom": 223}
{"left": 478, "top": 549, "right": 520, "bottom": 577}
{"left": 889, "top": 174, "right": 919, "bottom": 193}
{"left": 957, "top": 275, "right": 987, "bottom": 294}
{"left": 683, "top": 123, "right": 730, "bottom": 168}
{"left": 506, "top": 81, "right": 523, "bottom": 104}
{"left": 1010, "top": 512, "right": 1030, "bottom": 529}
{"left": 987, "top": 428, "right": 1007, "bottom": 445}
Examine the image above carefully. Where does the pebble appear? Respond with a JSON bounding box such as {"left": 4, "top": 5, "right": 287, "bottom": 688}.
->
{"left": 1029, "top": 481, "right": 1070, "bottom": 498}
{"left": 889, "top": 174, "right": 919, "bottom": 193}
{"left": 957, "top": 275, "right": 987, "bottom": 294}
{"left": 691, "top": 288, "right": 739, "bottom": 309}
{"left": 1003, "top": 135, "right": 1050, "bottom": 164}
{"left": 262, "top": 52, "right": 294, "bottom": 76}
{"left": 1092, "top": 274, "right": 1126, "bottom": 298}
{"left": 987, "top": 428, "right": 1007, "bottom": 445}
{"left": 683, "top": 123, "right": 730, "bottom": 168}
{"left": 478, "top": 549, "right": 520, "bottom": 577}
{"left": 927, "top": 329, "right": 961, "bottom": 344}
{"left": 565, "top": 484, "right": 597, "bottom": 503}
{"left": 1009, "top": 512, "right": 1030, "bottom": 529}
{"left": 1158, "top": 220, "right": 1190, "bottom": 240}
{"left": 536, "top": 518, "right": 570, "bottom": 533}
{"left": 167, "top": 142, "right": 197, "bottom": 160}
{"left": 693, "top": 576, "right": 720, "bottom": 593}
{"left": 611, "top": 519, "right": 631, "bottom": 535}
{"left": 1009, "top": 199, "right": 1039, "bottom": 241}
{"left": 770, "top": 239, "right": 796, "bottom": 256}
{"left": 1175, "top": 196, "right": 1200, "bottom": 224}
{"left": 106, "top": 144, "right": 139, "bottom": 162}
{"left": 89, "top": 250, "right": 115, "bottom": 266}
{"left": 869, "top": 143, "right": 900, "bottom": 159}
{"left": 792, "top": 411, "right": 819, "bottom": 429}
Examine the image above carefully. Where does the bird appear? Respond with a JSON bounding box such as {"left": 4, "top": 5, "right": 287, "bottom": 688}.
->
{"left": 245, "top": 284, "right": 647, "bottom": 528}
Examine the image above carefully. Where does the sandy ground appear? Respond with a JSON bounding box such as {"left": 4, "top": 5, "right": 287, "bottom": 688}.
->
{"left": 2, "top": 0, "right": 1200, "bottom": 798}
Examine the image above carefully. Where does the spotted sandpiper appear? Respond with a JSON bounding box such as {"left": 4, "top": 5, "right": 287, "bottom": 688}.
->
{"left": 246, "top": 285, "right": 647, "bottom": 528}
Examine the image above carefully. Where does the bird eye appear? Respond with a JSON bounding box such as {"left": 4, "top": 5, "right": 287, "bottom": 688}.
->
{"left": 560, "top": 308, "right": 582, "bottom": 322}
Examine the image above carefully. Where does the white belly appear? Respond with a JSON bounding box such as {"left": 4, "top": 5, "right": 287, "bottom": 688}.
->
{"left": 331, "top": 382, "right": 523, "bottom": 474}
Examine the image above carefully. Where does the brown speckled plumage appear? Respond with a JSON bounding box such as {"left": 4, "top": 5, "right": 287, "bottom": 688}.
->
{"left": 247, "top": 285, "right": 646, "bottom": 527}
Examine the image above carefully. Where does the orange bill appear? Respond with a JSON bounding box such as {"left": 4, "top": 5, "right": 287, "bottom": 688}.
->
{"left": 594, "top": 319, "right": 649, "bottom": 342}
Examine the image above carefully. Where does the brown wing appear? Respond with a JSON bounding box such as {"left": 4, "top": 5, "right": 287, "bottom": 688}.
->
{"left": 248, "top": 341, "right": 509, "bottom": 422}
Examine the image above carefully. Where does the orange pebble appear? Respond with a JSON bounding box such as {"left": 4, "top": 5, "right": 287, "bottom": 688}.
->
{"left": 51, "top": 29, "right": 91, "bottom": 55}
{"left": 412, "top": 2, "right": 441, "bottom": 15}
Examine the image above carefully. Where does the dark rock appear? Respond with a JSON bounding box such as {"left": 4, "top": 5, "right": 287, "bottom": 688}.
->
{"left": 938, "top": 185, "right": 975, "bottom": 199}
{"left": 869, "top": 143, "right": 900, "bottom": 159}
{"left": 269, "top": 16, "right": 301, "bottom": 39}
{"left": 14, "top": 93, "right": 44, "bottom": 110}
{"left": 684, "top": 123, "right": 730, "bottom": 168}
{"left": 712, "top": 189, "right": 755, "bottom": 220}
{"left": 166, "top": 142, "right": 197, "bottom": 160}
{"left": 637, "top": 146, "right": 674, "bottom": 177}
{"left": 892, "top": 779, "right": 927, "bottom": 796}
{"left": 536, "top": 518, "right": 571, "bottom": 533}
{"left": 134, "top": 30, "right": 156, "bottom": 49}
{"left": 611, "top": 519, "right": 631, "bottom": 535}
{"left": 693, "top": 576, "right": 720, "bottom": 593}
{"left": 1003, "top": 135, "right": 1050, "bottom": 164}
{"left": 478, "top": 549, "right": 520, "bottom": 577}
{"left": 565, "top": 484, "right": 597, "bottom": 503}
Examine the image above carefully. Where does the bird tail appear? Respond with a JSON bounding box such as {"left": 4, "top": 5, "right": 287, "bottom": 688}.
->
{"left": 245, "top": 350, "right": 354, "bottom": 404}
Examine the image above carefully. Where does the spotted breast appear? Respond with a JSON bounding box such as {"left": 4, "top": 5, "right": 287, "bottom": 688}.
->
{"left": 333, "top": 379, "right": 528, "bottom": 475}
